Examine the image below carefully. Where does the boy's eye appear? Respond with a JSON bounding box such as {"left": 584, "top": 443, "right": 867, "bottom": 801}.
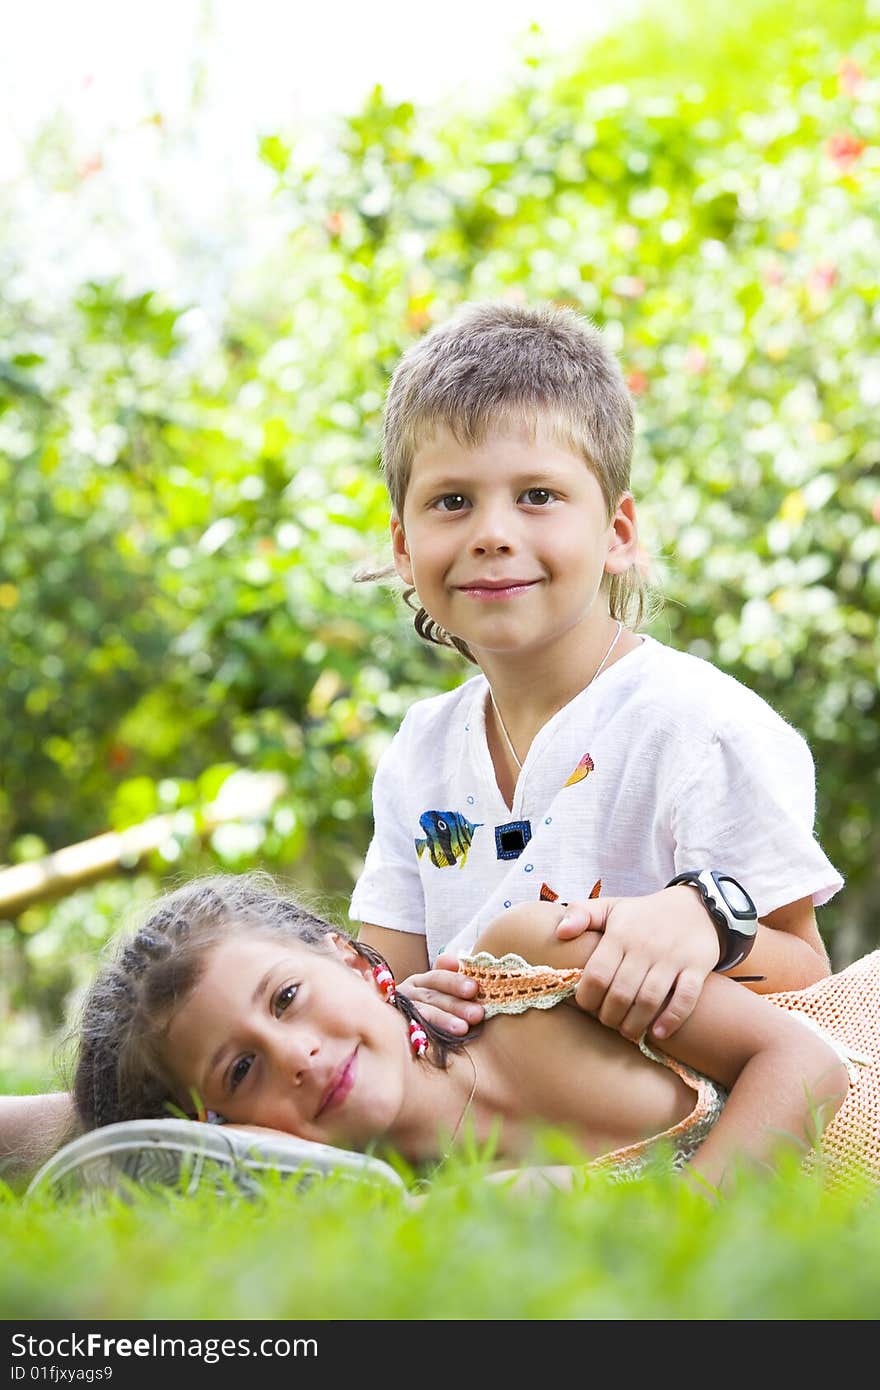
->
{"left": 229, "top": 1056, "right": 253, "bottom": 1092}
{"left": 522, "top": 487, "right": 553, "bottom": 506}
{"left": 434, "top": 494, "right": 468, "bottom": 512}
{"left": 274, "top": 982, "right": 299, "bottom": 1016}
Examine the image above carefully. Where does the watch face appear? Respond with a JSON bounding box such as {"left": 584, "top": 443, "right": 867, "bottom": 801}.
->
{"left": 715, "top": 874, "right": 756, "bottom": 919}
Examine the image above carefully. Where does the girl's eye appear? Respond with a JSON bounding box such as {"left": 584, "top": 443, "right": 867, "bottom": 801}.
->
{"left": 522, "top": 487, "right": 553, "bottom": 506}
{"left": 229, "top": 1056, "right": 253, "bottom": 1092}
{"left": 274, "top": 982, "right": 299, "bottom": 1016}
{"left": 434, "top": 494, "right": 468, "bottom": 512}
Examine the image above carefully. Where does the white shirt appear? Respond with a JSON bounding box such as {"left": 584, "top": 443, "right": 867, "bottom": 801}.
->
{"left": 349, "top": 636, "right": 843, "bottom": 965}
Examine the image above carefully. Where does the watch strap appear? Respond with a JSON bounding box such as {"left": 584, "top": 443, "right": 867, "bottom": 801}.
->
{"left": 666, "top": 870, "right": 758, "bottom": 973}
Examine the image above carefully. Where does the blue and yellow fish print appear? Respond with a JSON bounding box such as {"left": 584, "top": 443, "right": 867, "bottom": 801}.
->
{"left": 415, "top": 810, "right": 482, "bottom": 868}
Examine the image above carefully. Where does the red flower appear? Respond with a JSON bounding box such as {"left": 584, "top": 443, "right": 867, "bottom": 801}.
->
{"left": 77, "top": 155, "right": 103, "bottom": 180}
{"left": 838, "top": 59, "right": 864, "bottom": 97}
{"left": 107, "top": 743, "right": 132, "bottom": 770}
{"left": 826, "top": 132, "right": 866, "bottom": 170}
{"left": 613, "top": 276, "right": 646, "bottom": 300}
{"left": 808, "top": 264, "right": 838, "bottom": 293}
{"left": 324, "top": 211, "right": 345, "bottom": 238}
{"left": 626, "top": 370, "right": 649, "bottom": 397}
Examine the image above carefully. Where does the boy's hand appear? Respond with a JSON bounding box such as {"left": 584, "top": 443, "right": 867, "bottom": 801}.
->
{"left": 397, "top": 954, "right": 485, "bottom": 1036}
{"left": 556, "top": 887, "right": 719, "bottom": 1042}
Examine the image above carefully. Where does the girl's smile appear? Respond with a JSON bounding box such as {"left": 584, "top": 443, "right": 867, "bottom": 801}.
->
{"left": 317, "top": 1047, "right": 359, "bottom": 1117}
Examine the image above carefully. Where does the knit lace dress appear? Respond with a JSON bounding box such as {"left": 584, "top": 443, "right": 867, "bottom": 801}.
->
{"left": 458, "top": 950, "right": 880, "bottom": 1188}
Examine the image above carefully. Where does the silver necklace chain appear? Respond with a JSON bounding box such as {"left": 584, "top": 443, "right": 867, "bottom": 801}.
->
{"left": 488, "top": 620, "right": 624, "bottom": 773}
{"left": 430, "top": 1046, "right": 478, "bottom": 1174}
{"left": 448, "top": 1046, "right": 478, "bottom": 1148}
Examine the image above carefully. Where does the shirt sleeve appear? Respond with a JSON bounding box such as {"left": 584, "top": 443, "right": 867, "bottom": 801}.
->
{"left": 348, "top": 724, "right": 427, "bottom": 938}
{"left": 669, "top": 715, "right": 844, "bottom": 917}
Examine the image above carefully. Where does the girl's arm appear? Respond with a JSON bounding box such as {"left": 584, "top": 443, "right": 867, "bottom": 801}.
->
{"left": 474, "top": 905, "right": 849, "bottom": 1195}
{"left": 0, "top": 1091, "right": 79, "bottom": 1183}
{"left": 658, "top": 971, "right": 847, "bottom": 1193}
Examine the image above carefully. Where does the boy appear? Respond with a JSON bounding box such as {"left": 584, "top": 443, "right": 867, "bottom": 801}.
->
{"left": 352, "top": 300, "right": 841, "bottom": 1043}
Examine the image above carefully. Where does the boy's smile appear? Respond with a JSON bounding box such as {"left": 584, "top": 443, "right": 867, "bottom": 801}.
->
{"left": 455, "top": 578, "right": 541, "bottom": 601}
{"left": 391, "top": 419, "right": 637, "bottom": 674}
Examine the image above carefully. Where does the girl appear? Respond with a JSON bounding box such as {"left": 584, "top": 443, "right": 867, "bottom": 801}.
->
{"left": 71, "top": 874, "right": 879, "bottom": 1196}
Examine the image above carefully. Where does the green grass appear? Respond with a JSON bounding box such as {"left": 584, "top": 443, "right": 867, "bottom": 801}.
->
{"left": 3, "top": 1155, "right": 879, "bottom": 1320}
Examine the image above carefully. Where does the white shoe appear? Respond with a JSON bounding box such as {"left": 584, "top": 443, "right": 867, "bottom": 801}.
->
{"left": 26, "top": 1118, "right": 405, "bottom": 1200}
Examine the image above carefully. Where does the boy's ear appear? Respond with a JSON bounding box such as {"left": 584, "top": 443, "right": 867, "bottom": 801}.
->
{"left": 390, "top": 515, "right": 414, "bottom": 585}
{"left": 603, "top": 493, "right": 640, "bottom": 575}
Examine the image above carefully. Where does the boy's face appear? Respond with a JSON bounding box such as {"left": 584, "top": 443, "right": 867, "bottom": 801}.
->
{"left": 391, "top": 419, "right": 637, "bottom": 668}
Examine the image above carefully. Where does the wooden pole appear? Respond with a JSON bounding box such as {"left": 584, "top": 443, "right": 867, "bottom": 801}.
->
{"left": 0, "top": 772, "right": 286, "bottom": 917}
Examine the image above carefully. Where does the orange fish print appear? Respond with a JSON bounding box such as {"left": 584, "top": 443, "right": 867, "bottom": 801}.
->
{"left": 564, "top": 753, "right": 594, "bottom": 787}
{"left": 540, "top": 878, "right": 601, "bottom": 902}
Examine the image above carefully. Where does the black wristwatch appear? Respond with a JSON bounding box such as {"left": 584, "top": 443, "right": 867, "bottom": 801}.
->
{"left": 666, "top": 870, "right": 759, "bottom": 973}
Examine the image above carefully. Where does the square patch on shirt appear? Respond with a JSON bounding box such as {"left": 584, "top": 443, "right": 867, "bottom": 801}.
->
{"left": 495, "top": 820, "right": 532, "bottom": 860}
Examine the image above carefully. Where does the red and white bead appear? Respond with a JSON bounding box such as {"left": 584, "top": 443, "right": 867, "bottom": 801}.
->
{"left": 409, "top": 1020, "right": 429, "bottom": 1057}
{"left": 372, "top": 963, "right": 396, "bottom": 1004}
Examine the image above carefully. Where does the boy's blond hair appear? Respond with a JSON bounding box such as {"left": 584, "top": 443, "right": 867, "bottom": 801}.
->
{"left": 381, "top": 300, "right": 644, "bottom": 660}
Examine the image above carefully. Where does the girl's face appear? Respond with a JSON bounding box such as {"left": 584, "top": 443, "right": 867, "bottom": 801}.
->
{"left": 162, "top": 933, "right": 411, "bottom": 1149}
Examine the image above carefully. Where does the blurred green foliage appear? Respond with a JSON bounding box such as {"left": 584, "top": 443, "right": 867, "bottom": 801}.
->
{"left": 1, "top": 0, "right": 878, "bottom": 1049}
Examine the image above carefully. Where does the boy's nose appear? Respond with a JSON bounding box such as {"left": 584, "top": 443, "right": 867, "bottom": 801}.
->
{"left": 468, "top": 502, "right": 517, "bottom": 554}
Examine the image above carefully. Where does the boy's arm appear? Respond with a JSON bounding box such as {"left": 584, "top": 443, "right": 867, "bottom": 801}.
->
{"left": 758, "top": 896, "right": 830, "bottom": 977}
{"left": 574, "top": 702, "right": 841, "bottom": 1040}
{"left": 356, "top": 923, "right": 484, "bottom": 1035}
{"left": 556, "top": 887, "right": 831, "bottom": 1042}
{"left": 353, "top": 720, "right": 486, "bottom": 1033}
{"left": 552, "top": 886, "right": 720, "bottom": 1042}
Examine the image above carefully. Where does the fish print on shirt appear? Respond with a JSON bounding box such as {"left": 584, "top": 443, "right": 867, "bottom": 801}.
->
{"left": 563, "top": 752, "right": 595, "bottom": 787}
{"left": 540, "top": 879, "right": 602, "bottom": 903}
{"left": 415, "top": 810, "right": 483, "bottom": 869}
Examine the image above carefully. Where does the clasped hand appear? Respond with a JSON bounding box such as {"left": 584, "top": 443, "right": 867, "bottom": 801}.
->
{"left": 555, "top": 886, "right": 720, "bottom": 1040}
{"left": 398, "top": 886, "right": 719, "bottom": 1042}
